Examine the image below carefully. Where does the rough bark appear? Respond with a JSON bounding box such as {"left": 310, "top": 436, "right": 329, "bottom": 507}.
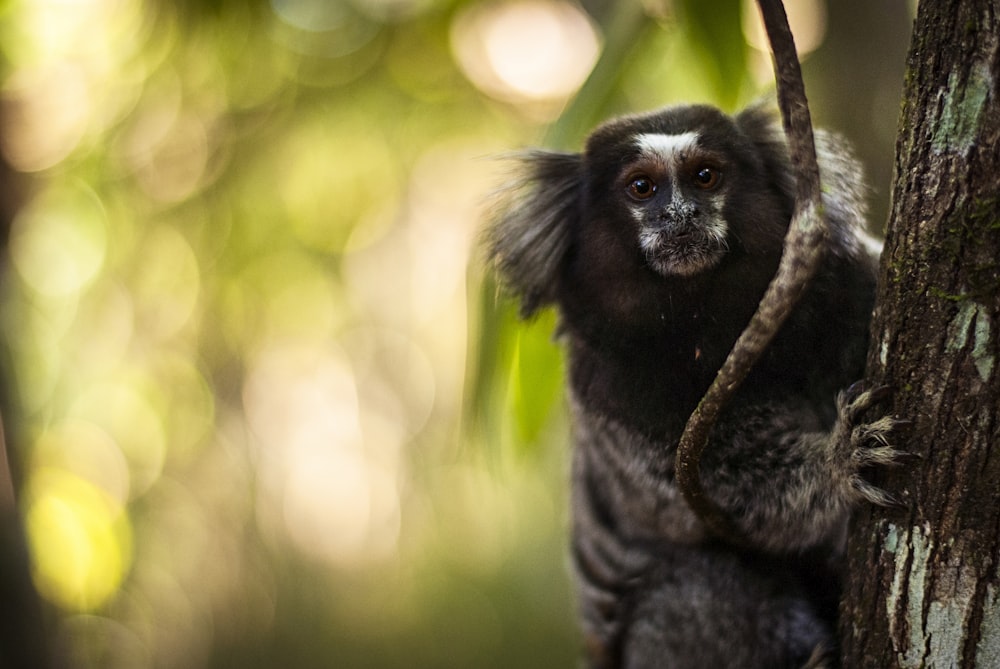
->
{"left": 839, "top": 1, "right": 1000, "bottom": 667}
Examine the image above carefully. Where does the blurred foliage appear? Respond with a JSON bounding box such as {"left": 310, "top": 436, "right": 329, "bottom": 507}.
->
{"left": 0, "top": 0, "right": 908, "bottom": 667}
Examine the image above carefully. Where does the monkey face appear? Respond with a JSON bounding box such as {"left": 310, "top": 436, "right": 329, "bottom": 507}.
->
{"left": 487, "top": 104, "right": 795, "bottom": 319}
{"left": 581, "top": 106, "right": 769, "bottom": 281}
{"left": 621, "top": 131, "right": 730, "bottom": 277}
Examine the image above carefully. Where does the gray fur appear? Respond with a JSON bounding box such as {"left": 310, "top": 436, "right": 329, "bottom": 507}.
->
{"left": 486, "top": 150, "right": 580, "bottom": 317}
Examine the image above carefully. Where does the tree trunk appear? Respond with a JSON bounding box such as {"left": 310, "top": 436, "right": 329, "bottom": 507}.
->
{"left": 839, "top": 1, "right": 1000, "bottom": 667}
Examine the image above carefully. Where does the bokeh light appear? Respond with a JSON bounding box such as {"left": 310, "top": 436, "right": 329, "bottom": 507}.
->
{"left": 451, "top": 0, "right": 600, "bottom": 109}
{"left": 25, "top": 469, "right": 133, "bottom": 612}
{"left": 0, "top": 0, "right": 908, "bottom": 667}
{"left": 244, "top": 340, "right": 403, "bottom": 566}
{"left": 9, "top": 183, "right": 108, "bottom": 299}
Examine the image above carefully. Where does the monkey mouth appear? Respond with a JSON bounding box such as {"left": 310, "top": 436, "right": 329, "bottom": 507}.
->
{"left": 639, "top": 228, "right": 728, "bottom": 277}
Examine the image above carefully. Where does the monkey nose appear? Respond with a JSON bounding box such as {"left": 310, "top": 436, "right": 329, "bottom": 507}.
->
{"left": 656, "top": 206, "right": 699, "bottom": 229}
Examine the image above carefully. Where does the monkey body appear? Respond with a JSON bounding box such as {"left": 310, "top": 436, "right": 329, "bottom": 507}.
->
{"left": 487, "top": 104, "right": 895, "bottom": 668}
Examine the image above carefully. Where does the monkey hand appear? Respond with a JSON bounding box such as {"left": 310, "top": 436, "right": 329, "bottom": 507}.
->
{"left": 831, "top": 383, "right": 907, "bottom": 507}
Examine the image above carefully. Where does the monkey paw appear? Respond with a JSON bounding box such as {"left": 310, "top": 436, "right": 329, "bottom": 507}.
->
{"left": 832, "top": 383, "right": 907, "bottom": 507}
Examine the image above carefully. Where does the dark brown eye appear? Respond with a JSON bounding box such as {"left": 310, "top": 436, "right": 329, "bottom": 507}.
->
{"left": 694, "top": 167, "right": 721, "bottom": 189}
{"left": 627, "top": 176, "right": 657, "bottom": 200}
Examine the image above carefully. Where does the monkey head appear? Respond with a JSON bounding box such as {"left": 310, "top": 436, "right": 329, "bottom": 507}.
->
{"left": 488, "top": 104, "right": 800, "bottom": 329}
{"left": 583, "top": 105, "right": 794, "bottom": 281}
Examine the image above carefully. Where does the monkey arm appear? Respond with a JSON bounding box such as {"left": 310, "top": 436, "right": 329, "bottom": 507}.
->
{"left": 700, "top": 388, "right": 900, "bottom": 554}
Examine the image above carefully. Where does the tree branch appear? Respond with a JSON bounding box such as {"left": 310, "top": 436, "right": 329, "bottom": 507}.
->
{"left": 674, "top": 0, "right": 827, "bottom": 539}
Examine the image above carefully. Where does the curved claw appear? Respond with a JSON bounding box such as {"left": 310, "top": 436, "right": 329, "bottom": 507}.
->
{"left": 852, "top": 444, "right": 905, "bottom": 467}
{"left": 850, "top": 475, "right": 901, "bottom": 508}
{"left": 839, "top": 383, "right": 891, "bottom": 416}
{"left": 836, "top": 381, "right": 909, "bottom": 508}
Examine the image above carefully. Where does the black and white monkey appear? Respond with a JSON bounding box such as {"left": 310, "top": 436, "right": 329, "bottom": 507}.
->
{"left": 485, "top": 103, "right": 900, "bottom": 669}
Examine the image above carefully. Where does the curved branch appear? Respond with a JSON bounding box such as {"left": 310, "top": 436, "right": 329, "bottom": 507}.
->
{"left": 674, "top": 0, "right": 827, "bottom": 539}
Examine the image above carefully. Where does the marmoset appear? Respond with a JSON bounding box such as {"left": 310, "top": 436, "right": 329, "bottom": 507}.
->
{"left": 486, "top": 103, "right": 899, "bottom": 669}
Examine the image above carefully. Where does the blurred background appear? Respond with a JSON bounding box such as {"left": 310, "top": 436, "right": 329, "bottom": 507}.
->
{"left": 0, "top": 0, "right": 911, "bottom": 667}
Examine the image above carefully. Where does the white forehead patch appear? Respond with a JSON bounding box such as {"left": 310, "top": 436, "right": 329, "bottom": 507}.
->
{"left": 634, "top": 131, "right": 700, "bottom": 170}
